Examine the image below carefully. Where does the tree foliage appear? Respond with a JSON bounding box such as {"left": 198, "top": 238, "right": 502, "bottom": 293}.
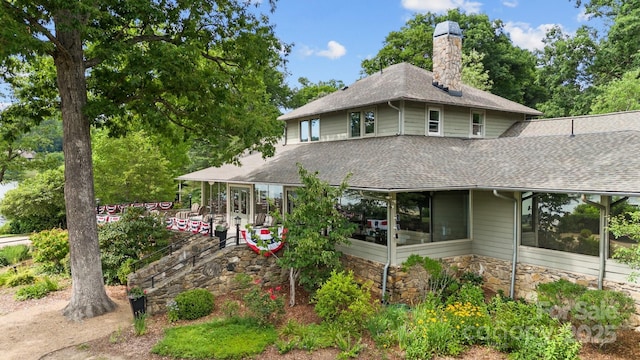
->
{"left": 92, "top": 130, "right": 176, "bottom": 204}
{"left": 0, "top": 0, "right": 289, "bottom": 320}
{"left": 610, "top": 211, "right": 640, "bottom": 281}
{"left": 360, "top": 9, "right": 540, "bottom": 106}
{"left": 590, "top": 68, "right": 640, "bottom": 114}
{"left": 0, "top": 167, "right": 65, "bottom": 233}
{"left": 288, "top": 77, "right": 344, "bottom": 109}
{"left": 270, "top": 164, "right": 355, "bottom": 306}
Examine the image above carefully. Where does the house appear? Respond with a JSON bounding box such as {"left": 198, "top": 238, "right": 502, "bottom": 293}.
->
{"left": 177, "top": 21, "right": 640, "bottom": 304}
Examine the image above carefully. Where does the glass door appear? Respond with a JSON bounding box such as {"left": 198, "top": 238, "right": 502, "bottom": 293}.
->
{"left": 230, "top": 185, "right": 251, "bottom": 226}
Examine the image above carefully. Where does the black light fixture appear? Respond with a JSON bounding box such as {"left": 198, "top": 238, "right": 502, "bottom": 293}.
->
{"left": 234, "top": 216, "right": 242, "bottom": 246}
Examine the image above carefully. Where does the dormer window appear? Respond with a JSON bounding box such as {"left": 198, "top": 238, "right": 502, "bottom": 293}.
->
{"left": 470, "top": 110, "right": 485, "bottom": 137}
{"left": 427, "top": 107, "right": 442, "bottom": 136}
{"left": 300, "top": 118, "right": 320, "bottom": 142}
{"left": 349, "top": 109, "right": 375, "bottom": 137}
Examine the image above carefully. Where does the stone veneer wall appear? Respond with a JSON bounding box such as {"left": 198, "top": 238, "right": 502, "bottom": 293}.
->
{"left": 129, "top": 236, "right": 286, "bottom": 315}
{"left": 342, "top": 254, "right": 640, "bottom": 324}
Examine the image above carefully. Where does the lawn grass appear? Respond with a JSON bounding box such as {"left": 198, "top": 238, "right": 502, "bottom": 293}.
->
{"left": 152, "top": 317, "right": 278, "bottom": 359}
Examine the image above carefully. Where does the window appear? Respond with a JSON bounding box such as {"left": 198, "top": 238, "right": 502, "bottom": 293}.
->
{"left": 427, "top": 107, "right": 442, "bottom": 135}
{"left": 521, "top": 193, "right": 601, "bottom": 256}
{"left": 470, "top": 110, "right": 485, "bottom": 137}
{"left": 349, "top": 109, "right": 375, "bottom": 137}
{"left": 300, "top": 118, "right": 320, "bottom": 142}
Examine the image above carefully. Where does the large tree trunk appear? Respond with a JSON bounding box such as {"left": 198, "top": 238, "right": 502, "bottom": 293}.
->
{"left": 54, "top": 12, "right": 116, "bottom": 321}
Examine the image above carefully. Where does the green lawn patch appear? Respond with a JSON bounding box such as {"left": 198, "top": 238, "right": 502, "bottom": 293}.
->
{"left": 152, "top": 317, "right": 277, "bottom": 359}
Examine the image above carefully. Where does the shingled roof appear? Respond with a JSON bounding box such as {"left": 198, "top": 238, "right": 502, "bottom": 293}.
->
{"left": 278, "top": 62, "right": 542, "bottom": 121}
{"left": 501, "top": 110, "right": 640, "bottom": 138}
{"left": 221, "top": 131, "right": 640, "bottom": 196}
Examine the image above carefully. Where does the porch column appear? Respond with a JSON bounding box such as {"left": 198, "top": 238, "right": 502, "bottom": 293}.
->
{"left": 388, "top": 193, "right": 398, "bottom": 266}
{"left": 600, "top": 195, "right": 611, "bottom": 290}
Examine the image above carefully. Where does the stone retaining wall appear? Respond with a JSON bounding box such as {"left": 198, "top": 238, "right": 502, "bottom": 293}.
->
{"left": 128, "top": 238, "right": 286, "bottom": 315}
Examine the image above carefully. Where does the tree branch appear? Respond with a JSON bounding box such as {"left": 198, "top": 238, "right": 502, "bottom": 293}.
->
{"left": 1, "top": 1, "right": 67, "bottom": 58}
{"left": 155, "top": 98, "right": 197, "bottom": 132}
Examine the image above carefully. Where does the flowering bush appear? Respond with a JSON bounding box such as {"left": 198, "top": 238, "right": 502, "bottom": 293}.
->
{"left": 399, "top": 295, "right": 490, "bottom": 359}
{"left": 128, "top": 286, "right": 146, "bottom": 300}
{"left": 243, "top": 280, "right": 285, "bottom": 327}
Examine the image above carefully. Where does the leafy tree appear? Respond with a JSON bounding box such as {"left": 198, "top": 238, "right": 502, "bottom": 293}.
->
{"left": 269, "top": 164, "right": 356, "bottom": 306}
{"left": 0, "top": 167, "right": 66, "bottom": 233}
{"left": 534, "top": 26, "right": 599, "bottom": 117}
{"left": 288, "top": 77, "right": 344, "bottom": 109}
{"left": 610, "top": 211, "right": 640, "bottom": 281}
{"left": 360, "top": 10, "right": 541, "bottom": 107}
{"left": 98, "top": 206, "right": 170, "bottom": 285}
{"left": 590, "top": 68, "right": 640, "bottom": 114}
{"left": 92, "top": 130, "right": 175, "bottom": 204}
{"left": 0, "top": 0, "right": 288, "bottom": 320}
{"left": 461, "top": 50, "right": 493, "bottom": 91}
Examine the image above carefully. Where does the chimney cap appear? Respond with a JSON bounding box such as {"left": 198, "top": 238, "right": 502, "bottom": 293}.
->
{"left": 434, "top": 21, "right": 462, "bottom": 37}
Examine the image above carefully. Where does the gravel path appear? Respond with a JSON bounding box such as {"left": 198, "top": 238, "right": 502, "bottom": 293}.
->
{"left": 0, "top": 285, "right": 132, "bottom": 360}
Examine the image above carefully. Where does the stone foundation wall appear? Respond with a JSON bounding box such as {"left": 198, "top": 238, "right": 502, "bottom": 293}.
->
{"left": 129, "top": 239, "right": 286, "bottom": 315}
{"left": 342, "top": 254, "right": 640, "bottom": 325}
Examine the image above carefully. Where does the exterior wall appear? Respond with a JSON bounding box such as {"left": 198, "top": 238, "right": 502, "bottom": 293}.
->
{"left": 442, "top": 105, "right": 470, "bottom": 137}
{"left": 337, "top": 238, "right": 388, "bottom": 264}
{"left": 485, "top": 110, "right": 523, "bottom": 138}
{"left": 517, "top": 246, "right": 600, "bottom": 277}
{"left": 396, "top": 239, "right": 472, "bottom": 264}
{"left": 404, "top": 101, "right": 426, "bottom": 135}
{"left": 377, "top": 104, "right": 400, "bottom": 136}
{"left": 319, "top": 112, "right": 348, "bottom": 141}
{"left": 472, "top": 190, "right": 515, "bottom": 261}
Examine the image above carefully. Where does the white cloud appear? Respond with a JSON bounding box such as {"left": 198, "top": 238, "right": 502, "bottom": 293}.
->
{"left": 577, "top": 8, "right": 592, "bottom": 22}
{"left": 298, "top": 45, "right": 315, "bottom": 57}
{"left": 504, "top": 21, "right": 557, "bottom": 51}
{"left": 401, "top": 0, "right": 482, "bottom": 14}
{"left": 0, "top": 102, "right": 10, "bottom": 111}
{"left": 316, "top": 41, "right": 347, "bottom": 60}
{"left": 502, "top": 0, "right": 518, "bottom": 8}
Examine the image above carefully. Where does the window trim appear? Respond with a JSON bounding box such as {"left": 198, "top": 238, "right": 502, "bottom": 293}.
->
{"left": 348, "top": 108, "right": 376, "bottom": 138}
{"left": 470, "top": 109, "right": 485, "bottom": 138}
{"left": 426, "top": 106, "right": 443, "bottom": 136}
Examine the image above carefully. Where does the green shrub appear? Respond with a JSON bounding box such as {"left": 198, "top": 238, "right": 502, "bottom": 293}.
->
{"left": 313, "top": 270, "right": 378, "bottom": 333}
{"left": 401, "top": 254, "right": 460, "bottom": 301}
{"left": 133, "top": 313, "right": 148, "bottom": 336}
{"left": 99, "top": 206, "right": 170, "bottom": 285}
{"left": 243, "top": 282, "right": 285, "bottom": 326}
{"left": 573, "top": 289, "right": 634, "bottom": 329}
{"left": 6, "top": 270, "right": 36, "bottom": 287}
{"left": 0, "top": 244, "right": 31, "bottom": 265}
{"left": 30, "top": 228, "right": 69, "bottom": 274}
{"left": 488, "top": 296, "right": 557, "bottom": 353}
{"left": 0, "top": 253, "right": 7, "bottom": 267}
{"left": 366, "top": 304, "right": 409, "bottom": 349}
{"left": 537, "top": 279, "right": 587, "bottom": 322}
{"left": 172, "top": 288, "right": 214, "bottom": 320}
{"left": 510, "top": 323, "right": 581, "bottom": 360}
{"left": 448, "top": 283, "right": 486, "bottom": 307}
{"left": 277, "top": 320, "right": 334, "bottom": 353}
{"left": 0, "top": 167, "right": 66, "bottom": 233}
{"left": 15, "top": 277, "right": 58, "bottom": 300}
{"left": 460, "top": 271, "right": 484, "bottom": 286}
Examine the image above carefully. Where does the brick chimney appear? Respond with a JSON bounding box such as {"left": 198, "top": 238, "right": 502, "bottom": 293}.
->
{"left": 432, "top": 21, "right": 462, "bottom": 96}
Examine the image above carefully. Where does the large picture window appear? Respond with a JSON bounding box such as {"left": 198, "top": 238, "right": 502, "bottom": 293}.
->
{"left": 339, "top": 190, "right": 388, "bottom": 244}
{"left": 521, "top": 193, "right": 601, "bottom": 256}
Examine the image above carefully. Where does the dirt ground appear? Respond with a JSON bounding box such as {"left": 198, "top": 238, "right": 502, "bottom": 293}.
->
{"left": 2, "top": 283, "right": 640, "bottom": 360}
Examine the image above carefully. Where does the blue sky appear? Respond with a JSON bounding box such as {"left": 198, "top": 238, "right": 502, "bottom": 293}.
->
{"left": 266, "top": 0, "right": 599, "bottom": 89}
{"left": 0, "top": 0, "right": 597, "bottom": 109}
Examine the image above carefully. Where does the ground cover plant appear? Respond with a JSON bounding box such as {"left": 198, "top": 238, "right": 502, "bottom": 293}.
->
{"left": 152, "top": 317, "right": 278, "bottom": 359}
{"left": 0, "top": 244, "right": 31, "bottom": 267}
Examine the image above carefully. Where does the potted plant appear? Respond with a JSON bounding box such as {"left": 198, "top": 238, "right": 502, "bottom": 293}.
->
{"left": 127, "top": 286, "right": 147, "bottom": 317}
{"left": 215, "top": 223, "right": 228, "bottom": 249}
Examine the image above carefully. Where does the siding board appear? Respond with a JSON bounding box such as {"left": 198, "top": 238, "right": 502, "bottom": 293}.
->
{"left": 472, "top": 190, "right": 514, "bottom": 260}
